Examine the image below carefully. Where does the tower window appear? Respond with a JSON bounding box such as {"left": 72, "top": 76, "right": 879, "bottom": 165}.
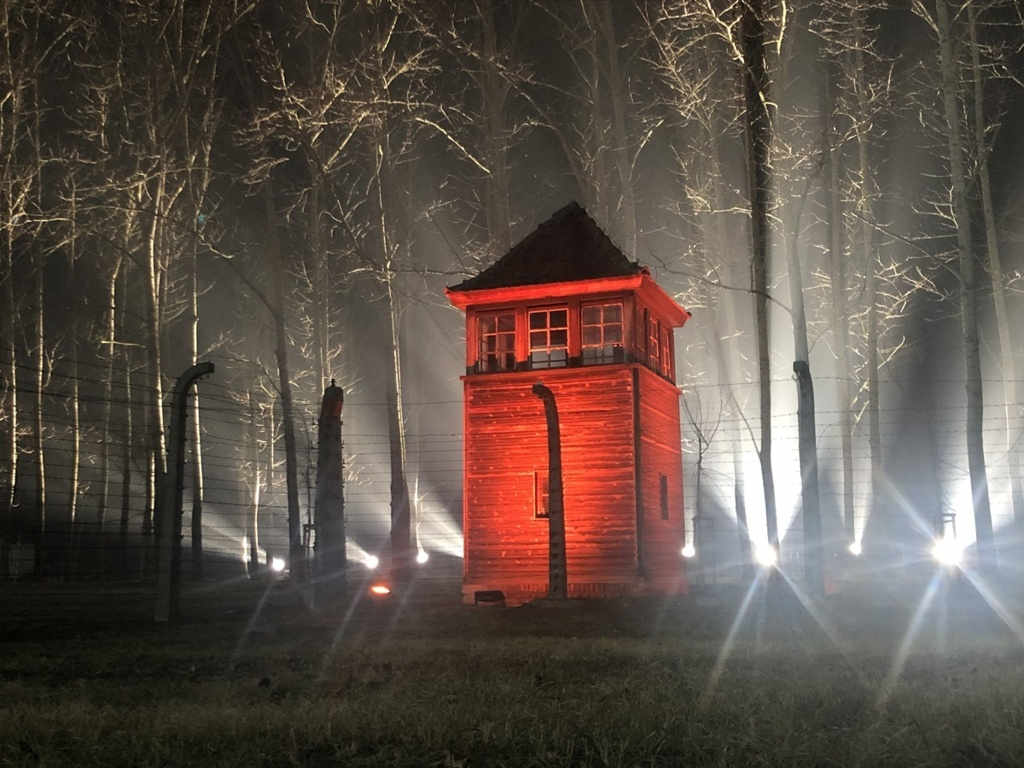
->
{"left": 528, "top": 308, "right": 568, "bottom": 369}
{"left": 582, "top": 302, "right": 624, "bottom": 364}
{"left": 478, "top": 312, "right": 516, "bottom": 372}
{"left": 647, "top": 316, "right": 660, "bottom": 372}
{"left": 660, "top": 474, "right": 669, "bottom": 520}
{"left": 535, "top": 470, "right": 550, "bottom": 519}
{"left": 660, "top": 326, "right": 673, "bottom": 378}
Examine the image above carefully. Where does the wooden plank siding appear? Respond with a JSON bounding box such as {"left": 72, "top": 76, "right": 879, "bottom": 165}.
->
{"left": 635, "top": 366, "right": 687, "bottom": 591}
{"left": 462, "top": 363, "right": 687, "bottom": 603}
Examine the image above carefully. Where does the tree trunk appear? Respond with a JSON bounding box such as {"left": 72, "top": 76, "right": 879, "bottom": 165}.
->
{"left": 936, "top": 0, "right": 994, "bottom": 568}
{"left": 596, "top": 0, "right": 637, "bottom": 259}
{"left": 247, "top": 390, "right": 261, "bottom": 575}
{"left": 190, "top": 240, "right": 204, "bottom": 579}
{"left": 263, "top": 185, "right": 303, "bottom": 580}
{"left": 4, "top": 184, "right": 16, "bottom": 518}
{"left": 145, "top": 174, "right": 167, "bottom": 542}
{"left": 66, "top": 181, "right": 79, "bottom": 576}
{"left": 827, "top": 73, "right": 855, "bottom": 548}
{"left": 386, "top": 293, "right": 411, "bottom": 582}
{"left": 33, "top": 248, "right": 45, "bottom": 569}
{"left": 741, "top": 0, "right": 778, "bottom": 552}
{"left": 481, "top": 0, "right": 511, "bottom": 255}
{"left": 98, "top": 256, "right": 122, "bottom": 535}
{"left": 120, "top": 357, "right": 132, "bottom": 574}
{"left": 315, "top": 382, "right": 345, "bottom": 590}
{"left": 785, "top": 207, "right": 823, "bottom": 593}
{"left": 968, "top": 3, "right": 1022, "bottom": 530}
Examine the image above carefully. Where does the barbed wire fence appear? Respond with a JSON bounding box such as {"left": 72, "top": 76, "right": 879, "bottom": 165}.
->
{"left": 1, "top": 359, "right": 1021, "bottom": 613}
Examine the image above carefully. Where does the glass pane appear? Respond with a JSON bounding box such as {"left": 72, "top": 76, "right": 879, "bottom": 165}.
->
{"left": 550, "top": 329, "right": 567, "bottom": 347}
{"left": 480, "top": 317, "right": 495, "bottom": 333}
{"left": 530, "top": 331, "right": 547, "bottom": 348}
{"left": 605, "top": 326, "right": 622, "bottom": 343}
{"left": 502, "top": 352, "right": 515, "bottom": 370}
{"left": 582, "top": 306, "right": 600, "bottom": 324}
{"left": 498, "top": 314, "right": 515, "bottom": 332}
{"left": 499, "top": 333, "right": 515, "bottom": 350}
{"left": 531, "top": 351, "right": 547, "bottom": 366}
{"left": 529, "top": 312, "right": 546, "bottom": 330}
{"left": 604, "top": 304, "right": 621, "bottom": 322}
{"left": 550, "top": 310, "right": 567, "bottom": 328}
{"left": 582, "top": 326, "right": 600, "bottom": 345}
{"left": 486, "top": 337, "right": 496, "bottom": 352}
{"left": 550, "top": 349, "right": 567, "bottom": 365}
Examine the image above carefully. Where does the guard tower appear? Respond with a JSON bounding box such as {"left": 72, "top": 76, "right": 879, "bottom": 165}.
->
{"left": 446, "top": 202, "right": 691, "bottom": 604}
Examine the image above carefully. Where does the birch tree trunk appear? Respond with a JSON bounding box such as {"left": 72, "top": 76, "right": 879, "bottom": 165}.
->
{"left": 786, "top": 196, "right": 824, "bottom": 594}
{"left": 741, "top": 0, "right": 778, "bottom": 552}
{"left": 66, "top": 180, "right": 80, "bottom": 575}
{"left": 247, "top": 390, "right": 261, "bottom": 575}
{"left": 33, "top": 247, "right": 45, "bottom": 568}
{"left": 968, "top": 3, "right": 1023, "bottom": 529}
{"left": 936, "top": 0, "right": 994, "bottom": 567}
{"left": 145, "top": 173, "right": 167, "bottom": 544}
{"left": 263, "top": 185, "right": 304, "bottom": 580}
{"left": 827, "top": 73, "right": 855, "bottom": 548}
{"left": 190, "top": 238, "right": 204, "bottom": 579}
{"left": 480, "top": 0, "right": 511, "bottom": 255}
{"left": 98, "top": 256, "right": 122, "bottom": 534}
{"left": 595, "top": 0, "right": 637, "bottom": 259}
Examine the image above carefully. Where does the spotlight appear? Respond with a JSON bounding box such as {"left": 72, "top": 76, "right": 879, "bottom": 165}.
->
{"left": 416, "top": 549, "right": 429, "bottom": 565}
{"left": 270, "top": 557, "right": 286, "bottom": 573}
{"left": 365, "top": 554, "right": 380, "bottom": 569}
{"left": 848, "top": 541, "right": 862, "bottom": 557}
{"left": 754, "top": 542, "right": 778, "bottom": 568}
{"left": 932, "top": 535, "right": 962, "bottom": 567}
{"left": 681, "top": 543, "right": 696, "bottom": 559}
{"left": 369, "top": 583, "right": 392, "bottom": 597}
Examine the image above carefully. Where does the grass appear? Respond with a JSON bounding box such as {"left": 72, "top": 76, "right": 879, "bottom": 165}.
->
{"left": 3, "top": 572, "right": 1024, "bottom": 766}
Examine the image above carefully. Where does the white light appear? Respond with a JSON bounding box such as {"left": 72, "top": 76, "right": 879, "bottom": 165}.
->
{"left": 370, "top": 583, "right": 391, "bottom": 596}
{"left": 416, "top": 549, "right": 429, "bottom": 565}
{"left": 681, "top": 543, "right": 696, "bottom": 559}
{"left": 848, "top": 541, "right": 862, "bottom": 557}
{"left": 932, "top": 535, "right": 962, "bottom": 567}
{"left": 754, "top": 542, "right": 778, "bottom": 568}
{"left": 270, "top": 557, "right": 286, "bottom": 573}
{"left": 365, "top": 554, "right": 379, "bottom": 570}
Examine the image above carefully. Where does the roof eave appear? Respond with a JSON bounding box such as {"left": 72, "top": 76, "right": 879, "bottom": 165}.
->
{"left": 446, "top": 274, "right": 645, "bottom": 310}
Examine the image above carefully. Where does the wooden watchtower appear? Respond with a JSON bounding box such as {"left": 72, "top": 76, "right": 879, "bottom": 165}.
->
{"left": 446, "top": 203, "right": 691, "bottom": 604}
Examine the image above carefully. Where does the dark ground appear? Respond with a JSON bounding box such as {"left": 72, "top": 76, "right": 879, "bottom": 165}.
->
{"left": 3, "top": 567, "right": 1024, "bottom": 767}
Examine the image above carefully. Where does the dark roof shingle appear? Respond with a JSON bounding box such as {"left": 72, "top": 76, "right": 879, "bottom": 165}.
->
{"left": 449, "top": 202, "right": 641, "bottom": 292}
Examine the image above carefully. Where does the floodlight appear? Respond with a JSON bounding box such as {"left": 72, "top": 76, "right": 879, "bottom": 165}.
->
{"left": 416, "top": 549, "right": 429, "bottom": 565}
{"left": 365, "top": 554, "right": 380, "bottom": 569}
{"left": 848, "top": 541, "right": 862, "bottom": 557}
{"left": 270, "top": 557, "right": 286, "bottom": 573}
{"left": 754, "top": 542, "right": 778, "bottom": 568}
{"left": 681, "top": 543, "right": 696, "bottom": 559}
{"left": 932, "top": 535, "right": 962, "bottom": 567}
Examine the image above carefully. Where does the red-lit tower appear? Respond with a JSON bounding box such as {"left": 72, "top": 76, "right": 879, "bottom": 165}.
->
{"left": 446, "top": 203, "right": 691, "bottom": 604}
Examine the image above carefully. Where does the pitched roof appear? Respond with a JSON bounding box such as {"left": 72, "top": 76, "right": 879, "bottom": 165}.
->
{"left": 449, "top": 202, "right": 642, "bottom": 292}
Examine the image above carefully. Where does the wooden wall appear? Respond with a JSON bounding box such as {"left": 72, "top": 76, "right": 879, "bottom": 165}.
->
{"left": 635, "top": 366, "right": 687, "bottom": 590}
{"left": 462, "top": 363, "right": 687, "bottom": 602}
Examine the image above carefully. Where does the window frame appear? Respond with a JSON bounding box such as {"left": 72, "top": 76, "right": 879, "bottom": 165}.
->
{"left": 581, "top": 300, "right": 625, "bottom": 365}
{"left": 647, "top": 315, "right": 661, "bottom": 372}
{"left": 477, "top": 310, "right": 517, "bottom": 373}
{"left": 527, "top": 306, "right": 570, "bottom": 370}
